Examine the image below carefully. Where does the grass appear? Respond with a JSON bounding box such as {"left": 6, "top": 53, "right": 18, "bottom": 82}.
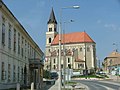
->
{"left": 71, "top": 74, "right": 109, "bottom": 78}
{"left": 65, "top": 81, "right": 77, "bottom": 85}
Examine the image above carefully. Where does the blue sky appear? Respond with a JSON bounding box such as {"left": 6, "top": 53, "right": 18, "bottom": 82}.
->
{"left": 3, "top": 0, "right": 120, "bottom": 62}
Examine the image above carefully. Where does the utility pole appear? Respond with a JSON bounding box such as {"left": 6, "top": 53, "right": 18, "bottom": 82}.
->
{"left": 99, "top": 60, "right": 100, "bottom": 72}
{"left": 85, "top": 43, "right": 88, "bottom": 79}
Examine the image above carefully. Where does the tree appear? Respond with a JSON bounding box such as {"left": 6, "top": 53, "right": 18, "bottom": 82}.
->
{"left": 43, "top": 70, "right": 50, "bottom": 79}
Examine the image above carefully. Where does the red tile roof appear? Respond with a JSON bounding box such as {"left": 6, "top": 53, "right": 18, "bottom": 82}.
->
{"left": 51, "top": 32, "right": 95, "bottom": 45}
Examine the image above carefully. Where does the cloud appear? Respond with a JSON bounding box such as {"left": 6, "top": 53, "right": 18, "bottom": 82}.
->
{"left": 104, "top": 24, "right": 120, "bottom": 31}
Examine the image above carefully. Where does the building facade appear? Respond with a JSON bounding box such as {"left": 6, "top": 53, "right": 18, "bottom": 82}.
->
{"left": 0, "top": 1, "right": 44, "bottom": 89}
{"left": 45, "top": 9, "right": 97, "bottom": 73}
{"left": 103, "top": 51, "right": 120, "bottom": 75}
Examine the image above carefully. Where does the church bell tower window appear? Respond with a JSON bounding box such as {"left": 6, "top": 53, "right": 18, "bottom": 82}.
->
{"left": 49, "top": 28, "right": 52, "bottom": 32}
{"left": 49, "top": 38, "right": 51, "bottom": 43}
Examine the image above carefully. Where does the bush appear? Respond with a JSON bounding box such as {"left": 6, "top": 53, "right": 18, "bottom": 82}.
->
{"left": 43, "top": 70, "right": 50, "bottom": 79}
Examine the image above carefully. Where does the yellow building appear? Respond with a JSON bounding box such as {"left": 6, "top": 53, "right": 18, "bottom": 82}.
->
{"left": 0, "top": 1, "right": 44, "bottom": 89}
{"left": 103, "top": 51, "right": 120, "bottom": 75}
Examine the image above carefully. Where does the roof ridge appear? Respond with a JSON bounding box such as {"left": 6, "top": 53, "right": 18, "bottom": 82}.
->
{"left": 51, "top": 32, "right": 95, "bottom": 45}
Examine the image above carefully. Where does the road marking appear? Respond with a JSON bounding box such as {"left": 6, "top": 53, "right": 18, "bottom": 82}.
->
{"left": 98, "top": 81, "right": 120, "bottom": 86}
{"left": 89, "top": 84, "right": 98, "bottom": 90}
{"left": 94, "top": 83, "right": 115, "bottom": 90}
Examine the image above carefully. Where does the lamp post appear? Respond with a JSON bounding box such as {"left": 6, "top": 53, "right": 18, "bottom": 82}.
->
{"left": 62, "top": 20, "right": 74, "bottom": 89}
{"left": 58, "top": 6, "right": 80, "bottom": 90}
{"left": 113, "top": 43, "right": 119, "bottom": 81}
{"left": 84, "top": 42, "right": 88, "bottom": 79}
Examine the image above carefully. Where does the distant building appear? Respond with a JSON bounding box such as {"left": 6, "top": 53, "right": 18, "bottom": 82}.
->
{"left": 0, "top": 1, "right": 44, "bottom": 89}
{"left": 103, "top": 51, "right": 120, "bottom": 75}
{"left": 44, "top": 8, "right": 97, "bottom": 73}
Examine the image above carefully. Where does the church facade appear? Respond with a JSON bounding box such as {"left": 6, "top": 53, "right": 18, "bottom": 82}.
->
{"left": 45, "top": 9, "right": 97, "bottom": 73}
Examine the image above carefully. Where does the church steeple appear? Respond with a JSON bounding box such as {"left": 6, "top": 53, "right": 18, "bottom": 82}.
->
{"left": 47, "top": 8, "right": 57, "bottom": 24}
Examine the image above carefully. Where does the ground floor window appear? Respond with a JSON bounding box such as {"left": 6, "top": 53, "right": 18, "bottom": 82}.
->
{"left": 1, "top": 62, "right": 5, "bottom": 80}
{"left": 8, "top": 64, "right": 11, "bottom": 82}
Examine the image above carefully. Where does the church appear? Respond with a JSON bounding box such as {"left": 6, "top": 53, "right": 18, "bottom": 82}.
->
{"left": 45, "top": 8, "right": 97, "bottom": 74}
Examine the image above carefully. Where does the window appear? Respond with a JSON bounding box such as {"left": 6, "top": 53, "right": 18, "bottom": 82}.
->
{"left": 49, "top": 38, "right": 51, "bottom": 43}
{"left": 21, "top": 68, "right": 23, "bottom": 81}
{"left": 21, "top": 37, "right": 24, "bottom": 57}
{"left": 18, "top": 33, "right": 20, "bottom": 54}
{"left": 61, "top": 64, "right": 63, "bottom": 69}
{"left": 54, "top": 28, "right": 56, "bottom": 32}
{"left": 54, "top": 65, "right": 56, "bottom": 69}
{"left": 49, "top": 28, "right": 52, "bottom": 32}
{"left": 2, "top": 23, "right": 5, "bottom": 45}
{"left": 8, "top": 64, "right": 11, "bottom": 82}
{"left": 25, "top": 40, "right": 27, "bottom": 57}
{"left": 30, "top": 45, "right": 31, "bottom": 57}
{"left": 21, "top": 48, "right": 23, "bottom": 57}
{"left": 13, "top": 29, "right": 16, "bottom": 52}
{"left": 1, "top": 62, "right": 5, "bottom": 80}
{"left": 78, "top": 64, "right": 84, "bottom": 68}
{"left": 28, "top": 43, "right": 29, "bottom": 57}
{"left": 18, "top": 67, "right": 19, "bottom": 82}
{"left": 54, "top": 59, "right": 56, "bottom": 63}
{"left": 80, "top": 47, "right": 82, "bottom": 52}
{"left": 34, "top": 50, "right": 36, "bottom": 59}
{"left": 87, "top": 47, "right": 90, "bottom": 52}
{"left": 68, "top": 58, "right": 70, "bottom": 63}
{"left": 68, "top": 64, "right": 71, "bottom": 69}
{"left": 8, "top": 24, "right": 11, "bottom": 49}
{"left": 13, "top": 65, "right": 16, "bottom": 82}
{"left": 48, "top": 49, "right": 51, "bottom": 52}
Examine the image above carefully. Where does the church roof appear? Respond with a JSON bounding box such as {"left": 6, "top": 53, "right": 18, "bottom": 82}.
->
{"left": 107, "top": 51, "right": 120, "bottom": 58}
{"left": 51, "top": 32, "right": 95, "bottom": 45}
{"left": 47, "top": 8, "right": 57, "bottom": 24}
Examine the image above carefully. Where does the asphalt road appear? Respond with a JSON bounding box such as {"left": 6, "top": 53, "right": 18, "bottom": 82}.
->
{"left": 73, "top": 80, "right": 120, "bottom": 90}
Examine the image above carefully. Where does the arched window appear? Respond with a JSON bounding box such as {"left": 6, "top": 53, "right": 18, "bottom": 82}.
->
{"left": 54, "top": 28, "right": 56, "bottom": 32}
{"left": 49, "top": 38, "right": 51, "bottom": 43}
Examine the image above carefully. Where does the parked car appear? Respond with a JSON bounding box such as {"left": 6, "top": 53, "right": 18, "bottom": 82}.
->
{"left": 50, "top": 72, "right": 58, "bottom": 80}
{"left": 96, "top": 71, "right": 106, "bottom": 75}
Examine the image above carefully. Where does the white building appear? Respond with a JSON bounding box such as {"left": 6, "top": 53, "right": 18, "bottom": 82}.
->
{"left": 44, "top": 9, "right": 97, "bottom": 74}
{"left": 0, "top": 1, "right": 44, "bottom": 89}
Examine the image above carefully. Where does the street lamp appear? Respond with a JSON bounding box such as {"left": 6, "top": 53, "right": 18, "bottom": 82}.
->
{"left": 58, "top": 5, "right": 80, "bottom": 90}
{"left": 84, "top": 42, "right": 88, "bottom": 79}
{"left": 62, "top": 20, "right": 74, "bottom": 89}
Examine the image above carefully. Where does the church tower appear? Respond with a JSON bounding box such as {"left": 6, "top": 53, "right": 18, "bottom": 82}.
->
{"left": 45, "top": 8, "right": 58, "bottom": 69}
{"left": 46, "top": 8, "right": 58, "bottom": 47}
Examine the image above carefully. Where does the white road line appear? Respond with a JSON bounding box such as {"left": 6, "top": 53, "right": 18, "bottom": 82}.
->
{"left": 98, "top": 81, "right": 120, "bottom": 86}
{"left": 89, "top": 84, "right": 98, "bottom": 90}
{"left": 94, "top": 83, "right": 115, "bottom": 90}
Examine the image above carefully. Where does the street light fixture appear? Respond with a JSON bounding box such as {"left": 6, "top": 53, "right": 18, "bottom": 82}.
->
{"left": 58, "top": 5, "right": 80, "bottom": 90}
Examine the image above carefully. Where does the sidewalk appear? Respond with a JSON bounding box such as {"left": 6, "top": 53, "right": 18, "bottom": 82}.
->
{"left": 106, "top": 74, "right": 120, "bottom": 82}
{"left": 48, "top": 79, "right": 59, "bottom": 90}
{"left": 48, "top": 79, "right": 89, "bottom": 90}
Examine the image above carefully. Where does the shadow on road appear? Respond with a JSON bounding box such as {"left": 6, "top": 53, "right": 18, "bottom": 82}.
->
{"left": 43, "top": 80, "right": 55, "bottom": 90}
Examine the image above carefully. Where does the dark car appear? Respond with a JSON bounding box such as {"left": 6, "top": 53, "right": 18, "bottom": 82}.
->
{"left": 50, "top": 72, "right": 58, "bottom": 80}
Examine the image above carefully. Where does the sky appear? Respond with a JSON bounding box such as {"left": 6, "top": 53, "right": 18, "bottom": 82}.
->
{"left": 3, "top": 0, "right": 120, "bottom": 63}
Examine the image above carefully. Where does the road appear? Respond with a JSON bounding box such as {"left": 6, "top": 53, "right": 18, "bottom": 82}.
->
{"left": 73, "top": 80, "right": 120, "bottom": 90}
